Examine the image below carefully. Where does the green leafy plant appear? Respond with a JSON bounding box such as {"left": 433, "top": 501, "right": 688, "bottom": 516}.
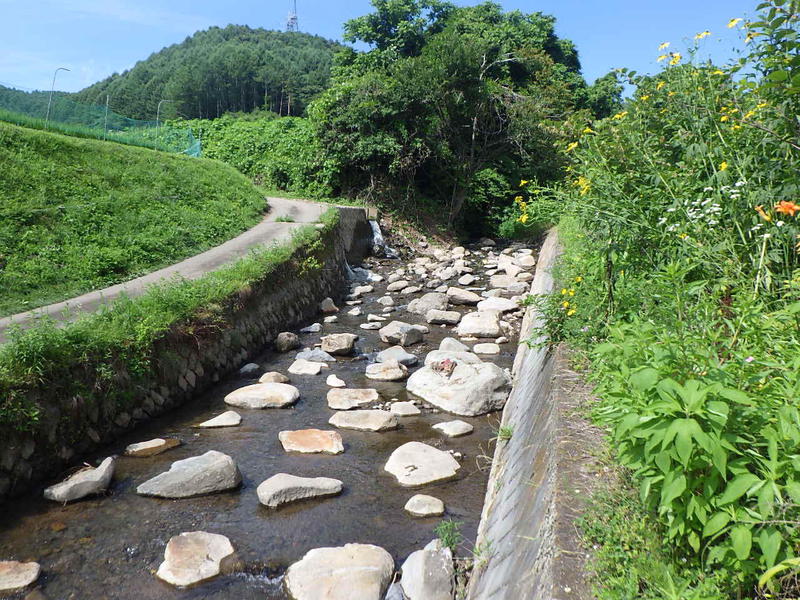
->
{"left": 434, "top": 518, "right": 464, "bottom": 551}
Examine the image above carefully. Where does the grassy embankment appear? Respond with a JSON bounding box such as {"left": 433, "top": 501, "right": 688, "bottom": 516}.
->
{"left": 0, "top": 121, "right": 267, "bottom": 316}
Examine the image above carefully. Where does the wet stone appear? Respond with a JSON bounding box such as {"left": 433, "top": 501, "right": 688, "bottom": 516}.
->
{"left": 376, "top": 345, "right": 419, "bottom": 366}
{"left": 44, "top": 456, "right": 115, "bottom": 503}
{"left": 156, "top": 531, "right": 235, "bottom": 587}
{"left": 289, "top": 359, "right": 328, "bottom": 376}
{"left": 0, "top": 561, "right": 41, "bottom": 594}
{"left": 327, "top": 388, "right": 380, "bottom": 410}
{"left": 384, "top": 442, "right": 460, "bottom": 486}
{"left": 136, "top": 451, "right": 241, "bottom": 498}
{"left": 432, "top": 420, "right": 474, "bottom": 438}
{"left": 257, "top": 473, "right": 343, "bottom": 508}
{"left": 365, "top": 359, "right": 408, "bottom": 381}
{"left": 279, "top": 429, "right": 344, "bottom": 454}
{"left": 404, "top": 494, "right": 445, "bottom": 517}
{"left": 326, "top": 374, "right": 346, "bottom": 388}
{"left": 390, "top": 402, "right": 421, "bottom": 417}
{"left": 259, "top": 371, "right": 289, "bottom": 384}
{"left": 124, "top": 438, "right": 181, "bottom": 458}
{"left": 195, "top": 411, "right": 241, "bottom": 428}
{"left": 329, "top": 410, "right": 398, "bottom": 432}
{"left": 275, "top": 332, "right": 300, "bottom": 353}
{"left": 224, "top": 383, "right": 299, "bottom": 409}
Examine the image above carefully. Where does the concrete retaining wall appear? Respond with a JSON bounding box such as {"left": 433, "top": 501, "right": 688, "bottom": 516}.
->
{"left": 0, "top": 207, "right": 372, "bottom": 503}
{"left": 467, "top": 230, "right": 566, "bottom": 600}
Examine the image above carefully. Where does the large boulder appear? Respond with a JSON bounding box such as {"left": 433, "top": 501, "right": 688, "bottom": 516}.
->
{"left": 400, "top": 539, "right": 454, "bottom": 600}
{"left": 407, "top": 293, "right": 448, "bottom": 315}
{"left": 285, "top": 544, "right": 394, "bottom": 600}
{"left": 279, "top": 429, "right": 344, "bottom": 454}
{"left": 136, "top": 451, "right": 241, "bottom": 498}
{"left": 456, "top": 311, "right": 502, "bottom": 338}
{"left": 384, "top": 442, "right": 460, "bottom": 486}
{"left": 275, "top": 332, "right": 301, "bottom": 353}
{"left": 425, "top": 310, "right": 462, "bottom": 325}
{"left": 156, "top": 531, "right": 236, "bottom": 587}
{"left": 365, "top": 359, "right": 408, "bottom": 381}
{"left": 257, "top": 473, "right": 343, "bottom": 508}
{"left": 329, "top": 410, "right": 398, "bottom": 432}
{"left": 43, "top": 456, "right": 115, "bottom": 503}
{"left": 224, "top": 383, "right": 299, "bottom": 409}
{"left": 321, "top": 333, "right": 358, "bottom": 356}
{"left": 327, "top": 388, "right": 379, "bottom": 410}
{"left": 406, "top": 360, "right": 511, "bottom": 416}
{"left": 0, "top": 561, "right": 41, "bottom": 594}
{"left": 376, "top": 345, "right": 419, "bottom": 366}
{"left": 446, "top": 287, "right": 481, "bottom": 305}
{"left": 423, "top": 350, "right": 482, "bottom": 366}
{"left": 379, "top": 321, "right": 424, "bottom": 346}
{"left": 260, "top": 371, "right": 290, "bottom": 384}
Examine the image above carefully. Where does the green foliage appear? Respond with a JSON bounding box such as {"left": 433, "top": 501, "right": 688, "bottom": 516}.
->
{"left": 74, "top": 26, "right": 344, "bottom": 119}
{"left": 311, "top": 1, "right": 603, "bottom": 231}
{"left": 526, "top": 2, "right": 800, "bottom": 595}
{"left": 0, "top": 212, "right": 338, "bottom": 431}
{"left": 0, "top": 121, "right": 266, "bottom": 316}
{"left": 434, "top": 518, "right": 464, "bottom": 551}
{"left": 180, "top": 115, "right": 338, "bottom": 198}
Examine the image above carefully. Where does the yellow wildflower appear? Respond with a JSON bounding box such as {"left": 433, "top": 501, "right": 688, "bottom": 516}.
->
{"left": 612, "top": 111, "right": 628, "bottom": 120}
{"left": 712, "top": 70, "right": 725, "bottom": 75}
{"left": 574, "top": 176, "right": 591, "bottom": 196}
{"left": 743, "top": 110, "right": 756, "bottom": 119}
{"left": 567, "top": 309, "right": 576, "bottom": 316}
{"left": 583, "top": 127, "right": 596, "bottom": 134}
{"left": 658, "top": 41, "right": 670, "bottom": 50}
{"left": 514, "top": 195, "right": 523, "bottom": 204}
{"left": 668, "top": 91, "right": 676, "bottom": 97}
{"left": 574, "top": 276, "right": 583, "bottom": 283}
{"left": 657, "top": 54, "right": 668, "bottom": 62}
{"left": 561, "top": 288, "right": 568, "bottom": 295}
{"left": 566, "top": 141, "right": 579, "bottom": 152}
{"left": 640, "top": 95, "right": 650, "bottom": 101}
{"left": 520, "top": 180, "right": 529, "bottom": 186}
{"left": 568, "top": 289, "right": 575, "bottom": 297}
{"left": 755, "top": 205, "right": 772, "bottom": 222}
{"left": 695, "top": 30, "right": 711, "bottom": 40}
{"left": 745, "top": 32, "right": 760, "bottom": 43}
{"left": 719, "top": 161, "right": 729, "bottom": 171}
{"left": 678, "top": 233, "right": 689, "bottom": 239}
{"left": 757, "top": 101, "right": 768, "bottom": 109}
{"left": 720, "top": 115, "right": 730, "bottom": 122}
{"left": 561, "top": 301, "right": 570, "bottom": 309}
{"left": 669, "top": 53, "right": 682, "bottom": 66}
{"left": 732, "top": 124, "right": 742, "bottom": 130}
{"left": 727, "top": 18, "right": 743, "bottom": 28}
{"left": 656, "top": 81, "right": 666, "bottom": 90}
{"left": 518, "top": 213, "right": 529, "bottom": 224}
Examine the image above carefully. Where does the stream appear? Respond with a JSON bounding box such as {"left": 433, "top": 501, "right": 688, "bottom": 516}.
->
{"left": 0, "top": 238, "right": 536, "bottom": 600}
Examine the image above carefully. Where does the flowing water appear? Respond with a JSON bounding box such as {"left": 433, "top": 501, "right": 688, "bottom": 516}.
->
{"left": 0, "top": 244, "right": 530, "bottom": 600}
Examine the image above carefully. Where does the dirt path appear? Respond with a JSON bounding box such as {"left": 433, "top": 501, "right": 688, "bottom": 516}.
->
{"left": 0, "top": 197, "right": 330, "bottom": 343}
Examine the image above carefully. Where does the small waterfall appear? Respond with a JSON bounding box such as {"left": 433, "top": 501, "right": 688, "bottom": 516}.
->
{"left": 369, "top": 220, "right": 398, "bottom": 258}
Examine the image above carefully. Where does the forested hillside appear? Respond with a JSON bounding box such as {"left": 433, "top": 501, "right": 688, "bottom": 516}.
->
{"left": 74, "top": 26, "right": 344, "bottom": 120}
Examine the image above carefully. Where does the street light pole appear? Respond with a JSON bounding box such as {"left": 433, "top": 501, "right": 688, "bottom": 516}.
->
{"left": 45, "top": 67, "right": 70, "bottom": 129}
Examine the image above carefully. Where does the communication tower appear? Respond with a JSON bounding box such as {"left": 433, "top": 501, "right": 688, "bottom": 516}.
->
{"left": 286, "top": 1, "right": 299, "bottom": 32}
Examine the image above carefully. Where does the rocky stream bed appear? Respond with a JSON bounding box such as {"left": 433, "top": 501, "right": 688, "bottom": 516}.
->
{"left": 0, "top": 238, "right": 538, "bottom": 600}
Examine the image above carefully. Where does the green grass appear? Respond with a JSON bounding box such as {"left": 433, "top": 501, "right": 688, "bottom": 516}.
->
{"left": 0, "top": 121, "right": 267, "bottom": 317}
{"left": 0, "top": 209, "right": 339, "bottom": 431}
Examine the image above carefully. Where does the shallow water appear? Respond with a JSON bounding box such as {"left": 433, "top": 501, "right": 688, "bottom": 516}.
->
{"left": 0, "top": 249, "right": 525, "bottom": 600}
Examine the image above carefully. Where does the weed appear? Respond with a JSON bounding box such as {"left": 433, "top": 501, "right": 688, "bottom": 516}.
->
{"left": 275, "top": 215, "right": 295, "bottom": 222}
{"left": 434, "top": 519, "right": 464, "bottom": 552}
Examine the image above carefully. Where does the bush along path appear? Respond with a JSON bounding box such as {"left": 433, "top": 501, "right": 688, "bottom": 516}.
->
{"left": 0, "top": 236, "right": 540, "bottom": 599}
{"left": 0, "top": 197, "right": 329, "bottom": 344}
{"left": 512, "top": 2, "right": 800, "bottom": 598}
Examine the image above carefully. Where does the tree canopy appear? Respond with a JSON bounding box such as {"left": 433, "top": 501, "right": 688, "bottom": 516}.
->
{"left": 74, "top": 26, "right": 344, "bottom": 120}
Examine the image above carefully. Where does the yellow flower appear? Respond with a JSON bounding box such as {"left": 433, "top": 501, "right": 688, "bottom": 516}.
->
{"left": 678, "top": 233, "right": 689, "bottom": 239}
{"left": 573, "top": 176, "right": 591, "bottom": 196}
{"left": 745, "top": 32, "right": 760, "bottom": 43}
{"left": 727, "top": 18, "right": 743, "bottom": 28}
{"left": 561, "top": 301, "right": 570, "bottom": 309}
{"left": 657, "top": 54, "right": 668, "bottom": 62}
{"left": 757, "top": 101, "right": 768, "bottom": 109}
{"left": 520, "top": 180, "right": 529, "bottom": 186}
{"left": 668, "top": 91, "right": 676, "bottom": 97}
{"left": 743, "top": 110, "right": 756, "bottom": 119}
{"left": 574, "top": 276, "right": 583, "bottom": 283}
{"left": 669, "top": 52, "right": 682, "bottom": 66}
{"left": 514, "top": 195, "right": 523, "bottom": 204}
{"left": 658, "top": 41, "right": 670, "bottom": 50}
{"left": 719, "top": 161, "right": 729, "bottom": 171}
{"left": 656, "top": 81, "right": 666, "bottom": 90}
{"left": 582, "top": 127, "right": 596, "bottom": 134}
{"left": 720, "top": 115, "right": 730, "bottom": 122}
{"left": 568, "top": 289, "right": 575, "bottom": 297}
{"left": 732, "top": 124, "right": 742, "bottom": 130}
{"left": 712, "top": 70, "right": 725, "bottom": 75}
{"left": 567, "top": 309, "right": 576, "bottom": 316}
{"left": 566, "top": 141, "right": 579, "bottom": 152}
{"left": 695, "top": 30, "right": 711, "bottom": 40}
{"left": 612, "top": 111, "right": 628, "bottom": 120}
{"left": 519, "top": 213, "right": 529, "bottom": 224}
{"left": 561, "top": 288, "right": 568, "bottom": 295}
{"left": 640, "top": 95, "right": 650, "bottom": 101}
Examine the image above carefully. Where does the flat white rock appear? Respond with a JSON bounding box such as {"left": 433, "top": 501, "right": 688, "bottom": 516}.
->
{"left": 365, "top": 359, "right": 408, "bottom": 381}
{"left": 326, "top": 374, "right": 346, "bottom": 388}
{"left": 124, "top": 438, "right": 181, "bottom": 457}
{"left": 195, "top": 411, "right": 241, "bottom": 428}
{"left": 473, "top": 343, "right": 501, "bottom": 355}
{"left": 432, "top": 420, "right": 474, "bottom": 437}
{"left": 285, "top": 543, "right": 394, "bottom": 600}
{"left": 0, "top": 561, "right": 41, "bottom": 593}
{"left": 329, "top": 410, "right": 398, "bottom": 432}
{"left": 390, "top": 402, "right": 421, "bottom": 417}
{"left": 156, "top": 531, "right": 235, "bottom": 587}
{"left": 457, "top": 311, "right": 502, "bottom": 338}
{"left": 257, "top": 473, "right": 343, "bottom": 508}
{"left": 384, "top": 442, "right": 460, "bottom": 486}
{"left": 279, "top": 429, "right": 344, "bottom": 454}
{"left": 476, "top": 297, "right": 519, "bottom": 313}
{"left": 288, "top": 359, "right": 328, "bottom": 376}
{"left": 327, "top": 388, "right": 379, "bottom": 410}
{"left": 404, "top": 494, "right": 445, "bottom": 517}
{"left": 224, "top": 383, "right": 299, "bottom": 408}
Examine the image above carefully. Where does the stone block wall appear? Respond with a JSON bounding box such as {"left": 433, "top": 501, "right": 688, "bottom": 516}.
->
{"left": 0, "top": 206, "right": 371, "bottom": 503}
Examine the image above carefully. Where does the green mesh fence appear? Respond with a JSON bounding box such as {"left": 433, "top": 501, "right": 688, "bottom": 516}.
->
{"left": 0, "top": 82, "right": 200, "bottom": 156}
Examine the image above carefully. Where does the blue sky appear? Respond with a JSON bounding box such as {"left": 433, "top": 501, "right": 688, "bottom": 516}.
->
{"left": 0, "top": 0, "right": 758, "bottom": 94}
